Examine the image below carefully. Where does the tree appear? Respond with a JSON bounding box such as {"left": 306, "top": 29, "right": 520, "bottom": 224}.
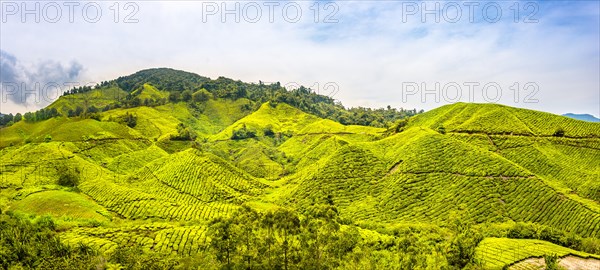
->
{"left": 0, "top": 213, "right": 102, "bottom": 269}
{"left": 134, "top": 97, "right": 143, "bottom": 107}
{"left": 192, "top": 88, "right": 212, "bottom": 102}
{"left": 111, "top": 113, "right": 137, "bottom": 128}
{"left": 446, "top": 227, "right": 483, "bottom": 268}
{"left": 208, "top": 218, "right": 238, "bottom": 267}
{"left": 231, "top": 124, "right": 256, "bottom": 140}
{"left": 49, "top": 108, "right": 59, "bottom": 118}
{"left": 23, "top": 112, "right": 35, "bottom": 122}
{"left": 0, "top": 113, "right": 13, "bottom": 126}
{"left": 171, "top": 123, "right": 197, "bottom": 141}
{"left": 234, "top": 85, "right": 247, "bottom": 99}
{"left": 74, "top": 106, "right": 84, "bottom": 117}
{"left": 241, "top": 103, "right": 253, "bottom": 111}
{"left": 394, "top": 119, "right": 409, "bottom": 133}
{"left": 181, "top": 90, "right": 193, "bottom": 102}
{"left": 263, "top": 125, "right": 275, "bottom": 137}
{"left": 14, "top": 113, "right": 22, "bottom": 122}
{"left": 124, "top": 113, "right": 137, "bottom": 128}
{"left": 87, "top": 106, "right": 99, "bottom": 114}
{"left": 57, "top": 166, "right": 80, "bottom": 187}
{"left": 232, "top": 206, "right": 261, "bottom": 269}
{"left": 300, "top": 204, "right": 341, "bottom": 269}
{"left": 168, "top": 92, "right": 181, "bottom": 102}
{"left": 274, "top": 209, "right": 300, "bottom": 270}
{"left": 544, "top": 253, "right": 558, "bottom": 270}
{"left": 261, "top": 212, "right": 277, "bottom": 268}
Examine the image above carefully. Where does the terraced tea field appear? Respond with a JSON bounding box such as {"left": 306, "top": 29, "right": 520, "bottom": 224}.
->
{"left": 475, "top": 238, "right": 600, "bottom": 269}
{"left": 1, "top": 69, "right": 598, "bottom": 269}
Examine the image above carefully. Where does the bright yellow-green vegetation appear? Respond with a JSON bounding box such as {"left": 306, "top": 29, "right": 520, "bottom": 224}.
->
{"left": 475, "top": 237, "right": 600, "bottom": 269}
{"left": 61, "top": 223, "right": 208, "bottom": 255}
{"left": 131, "top": 83, "right": 169, "bottom": 101}
{"left": 47, "top": 86, "right": 128, "bottom": 116}
{"left": 0, "top": 117, "right": 142, "bottom": 148}
{"left": 10, "top": 190, "right": 110, "bottom": 221}
{"left": 410, "top": 102, "right": 599, "bottom": 137}
{"left": 1, "top": 71, "right": 599, "bottom": 269}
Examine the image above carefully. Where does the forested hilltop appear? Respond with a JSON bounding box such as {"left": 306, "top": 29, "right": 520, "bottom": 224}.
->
{"left": 0, "top": 68, "right": 599, "bottom": 269}
{"left": 0, "top": 68, "right": 420, "bottom": 128}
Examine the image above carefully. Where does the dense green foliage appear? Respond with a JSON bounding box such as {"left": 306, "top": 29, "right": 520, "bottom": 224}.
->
{"left": 205, "top": 204, "right": 485, "bottom": 270}
{"left": 0, "top": 108, "right": 61, "bottom": 124}
{"left": 57, "top": 166, "right": 80, "bottom": 187}
{"left": 544, "top": 254, "right": 559, "bottom": 270}
{"left": 0, "top": 212, "right": 211, "bottom": 269}
{"left": 2, "top": 68, "right": 419, "bottom": 128}
{"left": 231, "top": 124, "right": 257, "bottom": 140}
{"left": 0, "top": 213, "right": 97, "bottom": 269}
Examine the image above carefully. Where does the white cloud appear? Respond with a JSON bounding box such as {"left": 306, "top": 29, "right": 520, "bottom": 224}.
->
{"left": 1, "top": 1, "right": 598, "bottom": 117}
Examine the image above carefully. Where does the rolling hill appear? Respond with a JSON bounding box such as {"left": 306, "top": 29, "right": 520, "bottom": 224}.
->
{"left": 0, "top": 68, "right": 598, "bottom": 269}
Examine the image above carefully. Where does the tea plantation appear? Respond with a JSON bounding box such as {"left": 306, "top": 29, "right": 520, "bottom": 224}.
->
{"left": 1, "top": 69, "right": 598, "bottom": 269}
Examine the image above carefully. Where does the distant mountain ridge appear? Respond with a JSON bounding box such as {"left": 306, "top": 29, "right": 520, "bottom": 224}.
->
{"left": 563, "top": 113, "right": 600, "bottom": 122}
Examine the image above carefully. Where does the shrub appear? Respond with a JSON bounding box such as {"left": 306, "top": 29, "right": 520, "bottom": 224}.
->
{"left": 44, "top": 134, "right": 52, "bottom": 143}
{"left": 124, "top": 113, "right": 137, "bottom": 128}
{"left": 87, "top": 106, "right": 99, "bottom": 113}
{"left": 168, "top": 92, "right": 181, "bottom": 102}
{"left": 446, "top": 228, "right": 483, "bottom": 268}
{"left": 181, "top": 90, "right": 193, "bottom": 102}
{"left": 241, "top": 103, "right": 253, "bottom": 111}
{"left": 192, "top": 88, "right": 212, "bottom": 102}
{"left": 263, "top": 125, "right": 275, "bottom": 137}
{"left": 553, "top": 128, "right": 565, "bottom": 137}
{"left": 437, "top": 126, "right": 446, "bottom": 134}
{"left": 57, "top": 166, "right": 80, "bottom": 187}
{"left": 581, "top": 237, "right": 600, "bottom": 254}
{"left": 170, "top": 123, "right": 197, "bottom": 141}
{"left": 231, "top": 124, "right": 256, "bottom": 140}
{"left": 507, "top": 222, "right": 537, "bottom": 239}
{"left": 394, "top": 119, "right": 409, "bottom": 133}
{"left": 111, "top": 113, "right": 137, "bottom": 128}
{"left": 0, "top": 213, "right": 98, "bottom": 269}
{"left": 544, "top": 253, "right": 558, "bottom": 270}
{"left": 88, "top": 113, "right": 102, "bottom": 121}
{"left": 37, "top": 216, "right": 56, "bottom": 230}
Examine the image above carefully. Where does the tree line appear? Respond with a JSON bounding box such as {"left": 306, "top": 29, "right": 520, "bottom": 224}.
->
{"left": 0, "top": 107, "right": 60, "bottom": 126}
{"left": 2, "top": 202, "right": 599, "bottom": 269}
{"left": 204, "top": 202, "right": 487, "bottom": 270}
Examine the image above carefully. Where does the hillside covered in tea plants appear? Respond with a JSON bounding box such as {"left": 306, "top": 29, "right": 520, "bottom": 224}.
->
{"left": 0, "top": 68, "right": 599, "bottom": 269}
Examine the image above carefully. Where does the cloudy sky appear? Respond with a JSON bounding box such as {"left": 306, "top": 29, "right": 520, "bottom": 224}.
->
{"left": 1, "top": 1, "right": 598, "bottom": 117}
